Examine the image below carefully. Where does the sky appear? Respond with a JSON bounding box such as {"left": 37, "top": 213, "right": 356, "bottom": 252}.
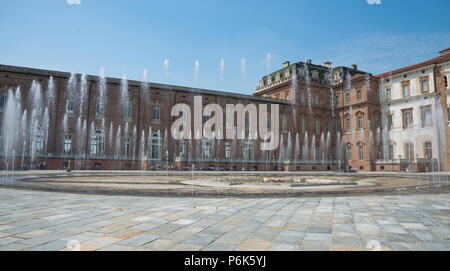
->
{"left": 0, "top": 0, "right": 449, "bottom": 95}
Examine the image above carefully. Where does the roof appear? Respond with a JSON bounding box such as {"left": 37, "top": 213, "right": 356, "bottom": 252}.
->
{"left": 0, "top": 64, "right": 289, "bottom": 105}
{"left": 376, "top": 52, "right": 450, "bottom": 78}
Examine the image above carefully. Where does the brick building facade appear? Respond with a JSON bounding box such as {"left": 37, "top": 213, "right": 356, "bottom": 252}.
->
{"left": 1, "top": 48, "right": 449, "bottom": 172}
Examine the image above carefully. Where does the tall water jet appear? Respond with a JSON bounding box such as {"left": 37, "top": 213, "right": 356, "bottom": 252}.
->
{"left": 99, "top": 68, "right": 107, "bottom": 102}
{"left": 303, "top": 132, "right": 309, "bottom": 160}
{"left": 142, "top": 69, "right": 149, "bottom": 104}
{"left": 311, "top": 134, "right": 316, "bottom": 161}
{"left": 139, "top": 129, "right": 146, "bottom": 170}
{"left": 115, "top": 125, "right": 122, "bottom": 159}
{"left": 120, "top": 70, "right": 129, "bottom": 111}
{"left": 294, "top": 132, "right": 300, "bottom": 161}
{"left": 79, "top": 72, "right": 88, "bottom": 115}
{"left": 46, "top": 76, "right": 56, "bottom": 110}
{"left": 303, "top": 63, "right": 312, "bottom": 114}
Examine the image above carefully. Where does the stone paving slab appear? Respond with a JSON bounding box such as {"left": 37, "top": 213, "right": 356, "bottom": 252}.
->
{"left": 0, "top": 188, "right": 448, "bottom": 251}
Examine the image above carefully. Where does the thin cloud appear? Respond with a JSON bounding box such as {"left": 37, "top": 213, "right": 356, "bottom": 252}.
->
{"left": 367, "top": 0, "right": 381, "bottom": 4}
{"left": 67, "top": 0, "right": 81, "bottom": 5}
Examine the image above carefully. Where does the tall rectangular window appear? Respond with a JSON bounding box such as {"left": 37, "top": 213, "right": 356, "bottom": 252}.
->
{"left": 66, "top": 99, "right": 74, "bottom": 114}
{"left": 402, "top": 109, "right": 413, "bottom": 129}
{"left": 123, "top": 137, "right": 131, "bottom": 158}
{"left": 96, "top": 99, "right": 104, "bottom": 117}
{"left": 202, "top": 139, "right": 211, "bottom": 159}
{"left": 347, "top": 145, "right": 352, "bottom": 160}
{"left": 225, "top": 143, "right": 231, "bottom": 159}
{"left": 314, "top": 95, "right": 319, "bottom": 105}
{"left": 302, "top": 118, "right": 306, "bottom": 131}
{"left": 359, "top": 145, "right": 364, "bottom": 160}
{"left": 0, "top": 90, "right": 8, "bottom": 110}
{"left": 150, "top": 132, "right": 161, "bottom": 160}
{"left": 404, "top": 143, "right": 414, "bottom": 161}
{"left": 90, "top": 129, "right": 105, "bottom": 156}
{"left": 424, "top": 142, "right": 432, "bottom": 159}
{"left": 402, "top": 82, "right": 410, "bottom": 97}
{"left": 388, "top": 145, "right": 394, "bottom": 160}
{"left": 64, "top": 134, "right": 72, "bottom": 153}
{"left": 36, "top": 131, "right": 44, "bottom": 153}
{"left": 345, "top": 92, "right": 350, "bottom": 104}
{"left": 328, "top": 121, "right": 332, "bottom": 132}
{"left": 180, "top": 141, "right": 186, "bottom": 158}
{"left": 357, "top": 90, "right": 362, "bottom": 101}
{"left": 422, "top": 106, "right": 432, "bottom": 127}
{"left": 301, "top": 92, "right": 305, "bottom": 103}
{"left": 153, "top": 105, "right": 161, "bottom": 121}
{"left": 315, "top": 119, "right": 320, "bottom": 133}
{"left": 357, "top": 116, "right": 363, "bottom": 130}
{"left": 386, "top": 88, "right": 391, "bottom": 100}
{"left": 421, "top": 77, "right": 429, "bottom": 93}
{"left": 345, "top": 117, "right": 351, "bottom": 132}
{"left": 335, "top": 96, "right": 339, "bottom": 106}
{"left": 124, "top": 101, "right": 132, "bottom": 119}
{"left": 387, "top": 114, "right": 393, "bottom": 130}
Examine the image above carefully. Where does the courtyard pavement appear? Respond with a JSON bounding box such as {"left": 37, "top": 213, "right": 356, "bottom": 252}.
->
{"left": 0, "top": 188, "right": 448, "bottom": 251}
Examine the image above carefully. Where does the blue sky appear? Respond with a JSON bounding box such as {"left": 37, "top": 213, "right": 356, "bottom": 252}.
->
{"left": 0, "top": 0, "right": 449, "bottom": 95}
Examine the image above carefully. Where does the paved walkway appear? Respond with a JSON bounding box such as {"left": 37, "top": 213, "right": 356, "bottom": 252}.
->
{"left": 0, "top": 188, "right": 448, "bottom": 251}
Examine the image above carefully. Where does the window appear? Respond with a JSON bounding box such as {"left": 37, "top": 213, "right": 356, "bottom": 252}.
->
{"left": 123, "top": 137, "right": 131, "bottom": 158}
{"left": 420, "top": 77, "right": 429, "bottom": 93}
{"left": 96, "top": 99, "right": 104, "bottom": 117}
{"left": 0, "top": 90, "right": 8, "bottom": 109}
{"left": 387, "top": 114, "right": 393, "bottom": 130}
{"left": 346, "top": 145, "right": 352, "bottom": 160}
{"left": 375, "top": 116, "right": 380, "bottom": 128}
{"left": 345, "top": 92, "right": 350, "bottom": 104}
{"left": 315, "top": 146, "right": 321, "bottom": 160}
{"left": 315, "top": 95, "right": 319, "bottom": 105}
{"left": 66, "top": 99, "right": 74, "bottom": 114}
{"left": 385, "top": 87, "right": 392, "bottom": 100}
{"left": 180, "top": 141, "right": 186, "bottom": 158}
{"left": 281, "top": 115, "right": 287, "bottom": 132}
{"left": 64, "top": 134, "right": 72, "bottom": 153}
{"left": 124, "top": 101, "right": 132, "bottom": 119}
{"left": 357, "top": 90, "right": 362, "bottom": 101}
{"left": 201, "top": 139, "right": 211, "bottom": 159}
{"left": 359, "top": 145, "right": 364, "bottom": 160}
{"left": 267, "top": 115, "right": 271, "bottom": 130}
{"left": 315, "top": 119, "right": 320, "bottom": 133}
{"left": 402, "top": 81, "right": 410, "bottom": 97}
{"left": 301, "top": 118, "right": 306, "bottom": 131}
{"left": 337, "top": 119, "right": 341, "bottom": 132}
{"left": 387, "top": 145, "right": 394, "bottom": 160}
{"left": 447, "top": 107, "right": 450, "bottom": 122}
{"left": 36, "top": 131, "right": 44, "bottom": 153}
{"left": 301, "top": 92, "right": 305, "bottom": 103}
{"left": 445, "top": 75, "right": 448, "bottom": 88}
{"left": 335, "top": 96, "right": 339, "bottom": 106}
{"left": 150, "top": 132, "right": 162, "bottom": 159}
{"left": 402, "top": 109, "right": 413, "bottom": 129}
{"left": 328, "top": 121, "right": 332, "bottom": 132}
{"left": 424, "top": 142, "right": 432, "bottom": 159}
{"left": 243, "top": 140, "right": 254, "bottom": 161}
{"left": 404, "top": 142, "right": 414, "bottom": 161}
{"left": 357, "top": 116, "right": 363, "bottom": 130}
{"left": 285, "top": 93, "right": 289, "bottom": 100}
{"left": 225, "top": 143, "right": 231, "bottom": 159}
{"left": 90, "top": 129, "right": 105, "bottom": 156}
{"left": 422, "top": 106, "right": 432, "bottom": 127}
{"left": 345, "top": 117, "right": 351, "bottom": 132}
{"left": 153, "top": 105, "right": 161, "bottom": 121}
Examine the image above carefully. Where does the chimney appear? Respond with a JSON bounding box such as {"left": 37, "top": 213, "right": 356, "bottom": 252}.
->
{"left": 283, "top": 61, "right": 290, "bottom": 68}
{"left": 324, "top": 61, "right": 332, "bottom": 68}
{"left": 307, "top": 59, "right": 312, "bottom": 65}
{"left": 351, "top": 64, "right": 358, "bottom": 70}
